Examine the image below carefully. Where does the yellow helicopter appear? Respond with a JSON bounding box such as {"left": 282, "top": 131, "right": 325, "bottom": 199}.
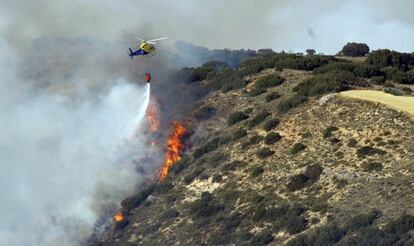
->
{"left": 128, "top": 37, "right": 168, "bottom": 59}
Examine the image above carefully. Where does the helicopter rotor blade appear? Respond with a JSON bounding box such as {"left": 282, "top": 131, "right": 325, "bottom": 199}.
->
{"left": 134, "top": 37, "right": 145, "bottom": 42}
{"left": 147, "top": 37, "right": 168, "bottom": 42}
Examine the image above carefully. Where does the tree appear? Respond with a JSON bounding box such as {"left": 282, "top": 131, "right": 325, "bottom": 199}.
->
{"left": 306, "top": 49, "right": 316, "bottom": 56}
{"left": 340, "top": 42, "right": 370, "bottom": 57}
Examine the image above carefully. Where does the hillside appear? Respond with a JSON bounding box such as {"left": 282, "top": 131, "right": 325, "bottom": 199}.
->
{"left": 99, "top": 51, "right": 414, "bottom": 245}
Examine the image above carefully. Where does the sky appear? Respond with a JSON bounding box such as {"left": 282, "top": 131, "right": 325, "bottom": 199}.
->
{"left": 1, "top": 0, "right": 414, "bottom": 53}
{"left": 0, "top": 1, "right": 414, "bottom": 245}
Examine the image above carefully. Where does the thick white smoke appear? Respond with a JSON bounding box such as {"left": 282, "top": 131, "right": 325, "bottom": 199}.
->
{"left": 0, "top": 38, "right": 152, "bottom": 245}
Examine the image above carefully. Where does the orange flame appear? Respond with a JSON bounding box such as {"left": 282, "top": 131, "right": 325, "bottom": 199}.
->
{"left": 160, "top": 121, "right": 186, "bottom": 181}
{"left": 146, "top": 103, "right": 160, "bottom": 133}
{"left": 113, "top": 212, "right": 124, "bottom": 222}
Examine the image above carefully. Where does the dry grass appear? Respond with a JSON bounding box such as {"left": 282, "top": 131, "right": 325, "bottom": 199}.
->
{"left": 340, "top": 90, "right": 414, "bottom": 117}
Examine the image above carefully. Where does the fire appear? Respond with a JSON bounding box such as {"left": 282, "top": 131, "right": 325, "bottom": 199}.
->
{"left": 146, "top": 103, "right": 160, "bottom": 133}
{"left": 113, "top": 211, "right": 124, "bottom": 222}
{"left": 160, "top": 121, "right": 186, "bottom": 181}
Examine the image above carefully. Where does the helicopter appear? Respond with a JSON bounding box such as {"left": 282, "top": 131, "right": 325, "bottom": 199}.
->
{"left": 128, "top": 37, "right": 168, "bottom": 59}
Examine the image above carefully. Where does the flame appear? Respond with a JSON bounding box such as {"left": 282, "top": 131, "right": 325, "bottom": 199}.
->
{"left": 113, "top": 211, "right": 124, "bottom": 222}
{"left": 146, "top": 102, "right": 159, "bottom": 133}
{"left": 160, "top": 121, "right": 186, "bottom": 181}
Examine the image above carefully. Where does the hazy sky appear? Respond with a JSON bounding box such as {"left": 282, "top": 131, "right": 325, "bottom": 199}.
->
{"left": 1, "top": 0, "right": 414, "bottom": 53}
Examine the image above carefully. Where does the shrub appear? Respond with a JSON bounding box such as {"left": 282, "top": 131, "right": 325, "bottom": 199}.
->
{"left": 371, "top": 75, "right": 386, "bottom": 84}
{"left": 368, "top": 49, "right": 414, "bottom": 69}
{"left": 251, "top": 166, "right": 265, "bottom": 177}
{"left": 346, "top": 210, "right": 381, "bottom": 231}
{"left": 248, "top": 87, "right": 267, "bottom": 97}
{"left": 265, "top": 91, "right": 280, "bottom": 102}
{"left": 347, "top": 138, "right": 358, "bottom": 148}
{"left": 190, "top": 192, "right": 224, "bottom": 218}
{"left": 290, "top": 143, "right": 307, "bottom": 155}
{"left": 264, "top": 132, "right": 282, "bottom": 145}
{"left": 381, "top": 67, "right": 411, "bottom": 84}
{"left": 361, "top": 162, "right": 383, "bottom": 172}
{"left": 194, "top": 105, "right": 216, "bottom": 120}
{"left": 160, "top": 208, "right": 180, "bottom": 221}
{"left": 232, "top": 128, "right": 247, "bottom": 141}
{"left": 254, "top": 74, "right": 285, "bottom": 89}
{"left": 287, "top": 174, "right": 309, "bottom": 191}
{"left": 121, "top": 184, "right": 156, "bottom": 213}
{"left": 248, "top": 110, "right": 270, "bottom": 128}
{"left": 263, "top": 118, "right": 280, "bottom": 131}
{"left": 285, "top": 215, "right": 307, "bottom": 234}
{"left": 170, "top": 157, "right": 191, "bottom": 175}
{"left": 357, "top": 146, "right": 386, "bottom": 158}
{"left": 353, "top": 64, "right": 380, "bottom": 78}
{"left": 256, "top": 147, "right": 275, "bottom": 159}
{"left": 323, "top": 125, "right": 339, "bottom": 138}
{"left": 274, "top": 55, "right": 336, "bottom": 71}
{"left": 193, "top": 137, "right": 229, "bottom": 158}
{"left": 241, "top": 135, "right": 263, "bottom": 149}
{"left": 228, "top": 111, "right": 249, "bottom": 126}
{"left": 384, "top": 214, "right": 414, "bottom": 235}
{"left": 222, "top": 160, "right": 247, "bottom": 172}
{"left": 294, "top": 70, "right": 355, "bottom": 97}
{"left": 340, "top": 42, "right": 370, "bottom": 56}
{"left": 306, "top": 224, "right": 346, "bottom": 245}
{"left": 277, "top": 95, "right": 308, "bottom": 113}
{"left": 207, "top": 152, "right": 229, "bottom": 168}
{"left": 252, "top": 230, "right": 274, "bottom": 245}
{"left": 239, "top": 63, "right": 263, "bottom": 76}
{"left": 304, "top": 164, "right": 323, "bottom": 181}
{"left": 384, "top": 87, "right": 404, "bottom": 96}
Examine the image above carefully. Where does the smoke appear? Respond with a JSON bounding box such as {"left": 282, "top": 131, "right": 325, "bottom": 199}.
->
{"left": 1, "top": 0, "right": 414, "bottom": 245}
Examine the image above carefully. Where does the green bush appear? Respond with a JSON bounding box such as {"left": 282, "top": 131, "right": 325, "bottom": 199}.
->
{"left": 222, "top": 160, "right": 247, "bottom": 172}
{"left": 228, "top": 111, "right": 249, "bottom": 126}
{"left": 264, "top": 132, "right": 282, "bottom": 145}
{"left": 248, "top": 87, "right": 267, "bottom": 97}
{"left": 193, "top": 137, "right": 230, "bottom": 158}
{"left": 357, "top": 146, "right": 386, "bottom": 158}
{"left": 263, "top": 118, "right": 280, "bottom": 131}
{"left": 347, "top": 138, "right": 358, "bottom": 148}
{"left": 241, "top": 135, "right": 263, "bottom": 149}
{"left": 290, "top": 143, "right": 307, "bottom": 155}
{"left": 194, "top": 105, "right": 216, "bottom": 120}
{"left": 248, "top": 110, "right": 270, "bottom": 128}
{"left": 207, "top": 152, "right": 229, "bottom": 168}
{"left": 264, "top": 92, "right": 280, "bottom": 103}
{"left": 294, "top": 70, "right": 355, "bottom": 97}
{"left": 361, "top": 162, "right": 383, "bottom": 172}
{"left": 383, "top": 214, "right": 414, "bottom": 235}
{"left": 368, "top": 49, "right": 414, "bottom": 69}
{"left": 170, "top": 157, "right": 191, "bottom": 175}
{"left": 323, "top": 125, "right": 339, "bottom": 138}
{"left": 256, "top": 147, "right": 275, "bottom": 159}
{"left": 251, "top": 166, "right": 265, "bottom": 177}
{"left": 232, "top": 128, "right": 248, "bottom": 141}
{"left": 254, "top": 74, "right": 285, "bottom": 89}
{"left": 277, "top": 95, "right": 308, "bottom": 113}
{"left": 306, "top": 224, "right": 346, "bottom": 245}
{"left": 384, "top": 87, "right": 404, "bottom": 96}
{"left": 121, "top": 184, "right": 156, "bottom": 213}
{"left": 346, "top": 210, "right": 381, "bottom": 231}
{"left": 287, "top": 174, "right": 309, "bottom": 191}
{"left": 274, "top": 55, "right": 336, "bottom": 71}
{"left": 304, "top": 164, "right": 323, "bottom": 180}
{"left": 189, "top": 192, "right": 224, "bottom": 218}
{"left": 160, "top": 208, "right": 180, "bottom": 221}
{"left": 285, "top": 215, "right": 307, "bottom": 234}
{"left": 251, "top": 230, "right": 274, "bottom": 245}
